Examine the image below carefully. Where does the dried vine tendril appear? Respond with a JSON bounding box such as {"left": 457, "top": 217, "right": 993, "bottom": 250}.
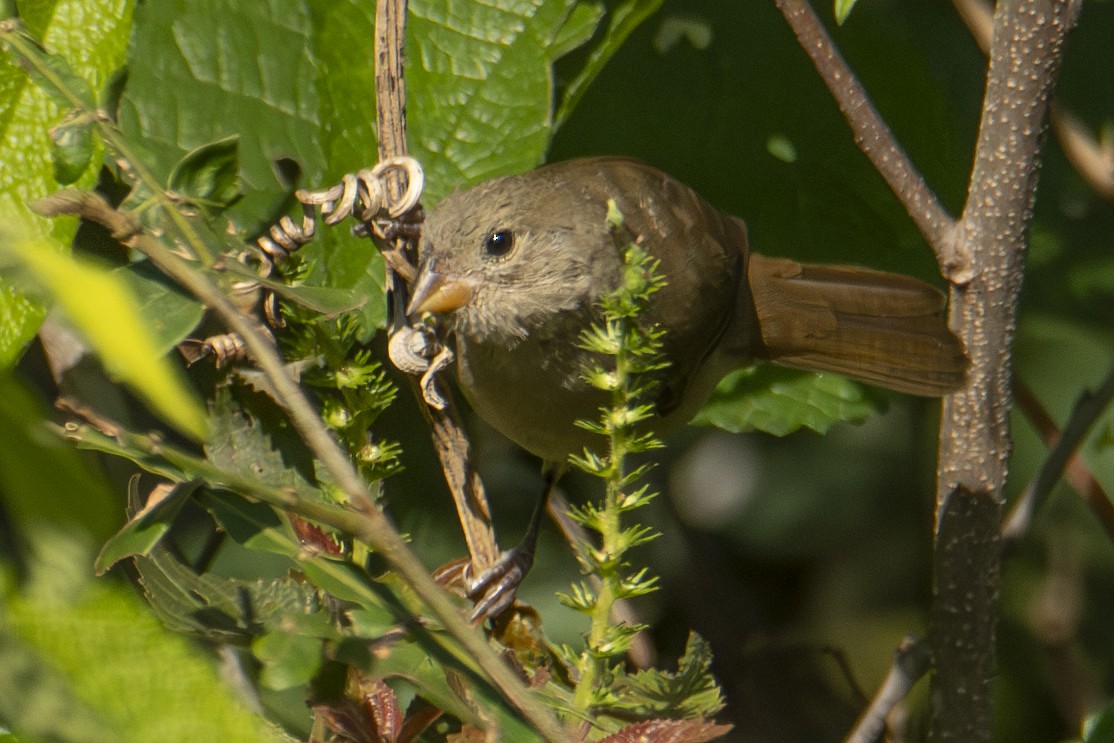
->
{"left": 181, "top": 156, "right": 425, "bottom": 366}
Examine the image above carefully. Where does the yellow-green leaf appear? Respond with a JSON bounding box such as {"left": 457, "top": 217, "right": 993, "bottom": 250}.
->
{"left": 2, "top": 225, "right": 207, "bottom": 439}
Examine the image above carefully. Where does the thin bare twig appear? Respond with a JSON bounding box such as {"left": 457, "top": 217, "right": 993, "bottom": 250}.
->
{"left": 773, "top": 0, "right": 966, "bottom": 281}
{"left": 845, "top": 636, "right": 932, "bottom": 743}
{"left": 1003, "top": 370, "right": 1114, "bottom": 543}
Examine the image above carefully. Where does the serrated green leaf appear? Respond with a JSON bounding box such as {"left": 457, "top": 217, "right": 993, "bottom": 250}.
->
{"left": 407, "top": 0, "right": 587, "bottom": 203}
{"left": 134, "top": 540, "right": 323, "bottom": 645}
{"left": 204, "top": 389, "right": 322, "bottom": 501}
{"left": 610, "top": 633, "right": 724, "bottom": 719}
{"left": 118, "top": 0, "right": 323, "bottom": 236}
{"left": 0, "top": 0, "right": 133, "bottom": 366}
{"left": 0, "top": 224, "right": 207, "bottom": 438}
{"left": 693, "top": 365, "right": 883, "bottom": 436}
{"left": 167, "top": 134, "right": 243, "bottom": 215}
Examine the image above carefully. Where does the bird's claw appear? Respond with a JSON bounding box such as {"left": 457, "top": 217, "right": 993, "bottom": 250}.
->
{"left": 463, "top": 546, "right": 536, "bottom": 624}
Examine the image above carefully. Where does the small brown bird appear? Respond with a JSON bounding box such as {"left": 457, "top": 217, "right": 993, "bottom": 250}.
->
{"left": 409, "top": 157, "right": 965, "bottom": 463}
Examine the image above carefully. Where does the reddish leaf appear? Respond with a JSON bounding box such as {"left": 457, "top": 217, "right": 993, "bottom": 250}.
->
{"left": 600, "top": 718, "right": 734, "bottom": 743}
{"left": 362, "top": 678, "right": 402, "bottom": 743}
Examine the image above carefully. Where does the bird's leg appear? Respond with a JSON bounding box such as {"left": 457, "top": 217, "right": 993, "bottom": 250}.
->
{"left": 464, "top": 466, "right": 562, "bottom": 623}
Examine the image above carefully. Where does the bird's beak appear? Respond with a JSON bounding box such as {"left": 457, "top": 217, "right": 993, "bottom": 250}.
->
{"left": 407, "top": 264, "right": 475, "bottom": 316}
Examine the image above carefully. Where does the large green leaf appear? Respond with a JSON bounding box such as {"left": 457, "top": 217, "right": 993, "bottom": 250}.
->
{"left": 693, "top": 365, "right": 883, "bottom": 437}
{"left": 0, "top": 372, "right": 118, "bottom": 539}
{"left": 407, "top": 0, "right": 592, "bottom": 203}
{"left": 1, "top": 528, "right": 293, "bottom": 743}
{"left": 117, "top": 0, "right": 324, "bottom": 237}
{"left": 0, "top": 0, "right": 134, "bottom": 366}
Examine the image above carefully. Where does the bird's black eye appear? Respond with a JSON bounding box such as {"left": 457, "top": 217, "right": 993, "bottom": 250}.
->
{"left": 483, "top": 229, "right": 514, "bottom": 259}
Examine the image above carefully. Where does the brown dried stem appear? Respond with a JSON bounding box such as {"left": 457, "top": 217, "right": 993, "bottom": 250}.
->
{"left": 369, "top": 2, "right": 567, "bottom": 741}
{"left": 372, "top": 0, "right": 500, "bottom": 571}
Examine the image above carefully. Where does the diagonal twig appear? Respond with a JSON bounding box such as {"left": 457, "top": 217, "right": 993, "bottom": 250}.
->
{"left": 773, "top": 0, "right": 966, "bottom": 281}
{"left": 1003, "top": 370, "right": 1114, "bottom": 544}
{"left": 845, "top": 636, "right": 933, "bottom": 743}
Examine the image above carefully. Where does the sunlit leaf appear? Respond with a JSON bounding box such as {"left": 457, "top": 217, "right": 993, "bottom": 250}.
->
{"left": 2, "top": 527, "right": 292, "bottom": 742}
{"left": 0, "top": 225, "right": 207, "bottom": 438}
{"left": 834, "top": 0, "right": 859, "bottom": 25}
{"left": 0, "top": 0, "right": 133, "bottom": 366}
{"left": 407, "top": 0, "right": 598, "bottom": 203}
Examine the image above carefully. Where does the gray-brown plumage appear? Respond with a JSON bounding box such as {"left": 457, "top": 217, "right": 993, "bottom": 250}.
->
{"left": 410, "top": 157, "right": 965, "bottom": 462}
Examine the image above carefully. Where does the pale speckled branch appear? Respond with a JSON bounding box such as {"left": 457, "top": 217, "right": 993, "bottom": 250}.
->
{"left": 932, "top": 1, "right": 1080, "bottom": 741}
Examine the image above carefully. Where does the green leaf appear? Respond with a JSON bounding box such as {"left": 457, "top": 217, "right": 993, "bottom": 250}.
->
{"left": 204, "top": 389, "right": 322, "bottom": 502}
{"left": 305, "top": 0, "right": 386, "bottom": 337}
{"left": 94, "top": 479, "right": 195, "bottom": 574}
{"left": 0, "top": 624, "right": 120, "bottom": 743}
{"left": 134, "top": 540, "right": 323, "bottom": 645}
{"left": 693, "top": 365, "right": 883, "bottom": 436}
{"left": 2, "top": 528, "right": 292, "bottom": 743}
{"left": 0, "top": 0, "right": 133, "bottom": 366}
{"left": 0, "top": 223, "right": 208, "bottom": 438}
{"left": 609, "top": 633, "right": 725, "bottom": 719}
{"left": 118, "top": 0, "right": 324, "bottom": 236}
{"left": 834, "top": 0, "right": 859, "bottom": 25}
{"left": 407, "top": 0, "right": 591, "bottom": 203}
{"left": 167, "top": 135, "right": 243, "bottom": 216}
{"left": 0, "top": 21, "right": 95, "bottom": 110}
{"left": 550, "top": 1, "right": 604, "bottom": 62}
{"left": 253, "top": 628, "right": 325, "bottom": 690}
{"left": 198, "top": 492, "right": 300, "bottom": 557}
{"left": 113, "top": 260, "right": 205, "bottom": 355}
{"left": 222, "top": 261, "right": 367, "bottom": 316}
{"left": 0, "top": 372, "right": 119, "bottom": 539}
{"left": 50, "top": 113, "right": 95, "bottom": 184}
{"left": 1084, "top": 703, "right": 1114, "bottom": 743}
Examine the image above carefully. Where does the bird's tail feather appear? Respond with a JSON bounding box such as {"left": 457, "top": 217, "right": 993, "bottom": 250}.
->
{"left": 748, "top": 254, "right": 966, "bottom": 396}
